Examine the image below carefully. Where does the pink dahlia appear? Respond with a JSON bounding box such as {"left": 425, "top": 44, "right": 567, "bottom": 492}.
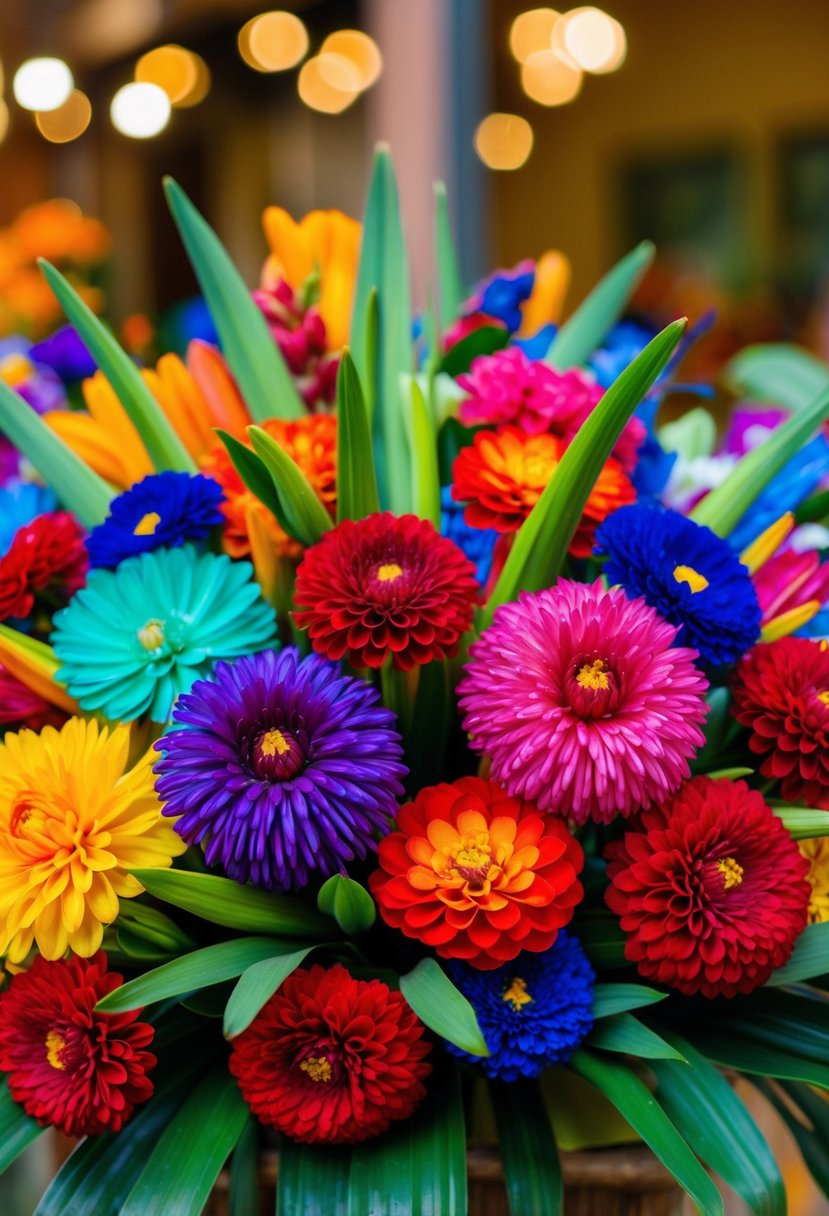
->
{"left": 456, "top": 347, "right": 645, "bottom": 471}
{"left": 458, "top": 580, "right": 709, "bottom": 825}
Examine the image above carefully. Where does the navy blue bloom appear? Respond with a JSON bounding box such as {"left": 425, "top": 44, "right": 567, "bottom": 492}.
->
{"left": 30, "top": 325, "right": 96, "bottom": 381}
{"left": 154, "top": 647, "right": 407, "bottom": 892}
{"left": 470, "top": 264, "right": 535, "bottom": 334}
{"left": 445, "top": 933, "right": 595, "bottom": 1080}
{"left": 595, "top": 502, "right": 762, "bottom": 666}
{"left": 86, "top": 471, "right": 224, "bottom": 568}
{"left": 440, "top": 485, "right": 497, "bottom": 586}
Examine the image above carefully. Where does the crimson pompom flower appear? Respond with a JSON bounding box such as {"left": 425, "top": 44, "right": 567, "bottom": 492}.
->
{"left": 0, "top": 952, "right": 155, "bottom": 1136}
{"left": 368, "top": 776, "right": 584, "bottom": 970}
{"left": 293, "top": 512, "right": 478, "bottom": 670}
{"left": 605, "top": 777, "right": 810, "bottom": 998}
{"left": 732, "top": 637, "right": 829, "bottom": 809}
{"left": 451, "top": 426, "right": 634, "bottom": 556}
{"left": 459, "top": 581, "right": 709, "bottom": 825}
{"left": 0, "top": 511, "right": 87, "bottom": 621}
{"left": 229, "top": 963, "right": 431, "bottom": 1144}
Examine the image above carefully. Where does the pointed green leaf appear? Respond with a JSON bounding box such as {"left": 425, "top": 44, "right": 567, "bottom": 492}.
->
{"left": 0, "top": 378, "right": 111, "bottom": 526}
{"left": 39, "top": 260, "right": 195, "bottom": 473}
{"left": 228, "top": 1116, "right": 259, "bottom": 1216}
{"left": 163, "top": 177, "right": 303, "bottom": 421}
{"left": 765, "top": 922, "right": 829, "bottom": 985}
{"left": 407, "top": 658, "right": 451, "bottom": 790}
{"left": 592, "top": 983, "right": 668, "bottom": 1018}
{"left": 399, "top": 958, "right": 489, "bottom": 1056}
{"left": 795, "top": 488, "right": 829, "bottom": 525}
{"left": 492, "top": 1080, "right": 563, "bottom": 1216}
{"left": 216, "top": 428, "right": 283, "bottom": 517}
{"left": 223, "top": 945, "right": 313, "bottom": 1038}
{"left": 770, "top": 803, "right": 829, "bottom": 838}
{"left": 484, "top": 319, "right": 686, "bottom": 625}
{"left": 687, "top": 1026, "right": 829, "bottom": 1088}
{"left": 0, "top": 1081, "right": 43, "bottom": 1175}
{"left": 433, "top": 181, "right": 464, "bottom": 329}
{"left": 408, "top": 378, "right": 441, "bottom": 527}
{"left": 335, "top": 350, "right": 380, "bottom": 521}
{"left": 439, "top": 324, "right": 510, "bottom": 377}
{"left": 248, "top": 424, "right": 332, "bottom": 546}
{"left": 115, "top": 900, "right": 195, "bottom": 954}
{"left": 659, "top": 405, "right": 717, "bottom": 460}
{"left": 724, "top": 343, "right": 829, "bottom": 411}
{"left": 546, "top": 241, "right": 655, "bottom": 370}
{"left": 588, "top": 1013, "right": 686, "bottom": 1061}
{"left": 279, "top": 1141, "right": 352, "bottom": 1216}
{"left": 757, "top": 1080, "right": 829, "bottom": 1200}
{"left": 317, "top": 874, "right": 376, "bottom": 935}
{"left": 706, "top": 766, "right": 753, "bottom": 780}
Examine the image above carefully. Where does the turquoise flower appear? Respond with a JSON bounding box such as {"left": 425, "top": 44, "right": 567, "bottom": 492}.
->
{"left": 52, "top": 546, "right": 277, "bottom": 723}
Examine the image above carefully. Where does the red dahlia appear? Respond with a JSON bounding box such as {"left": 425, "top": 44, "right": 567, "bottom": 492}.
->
{"left": 732, "top": 637, "right": 829, "bottom": 809}
{"left": 0, "top": 511, "right": 87, "bottom": 621}
{"left": 0, "top": 952, "right": 155, "bottom": 1136}
{"left": 605, "top": 777, "right": 810, "bottom": 998}
{"left": 229, "top": 963, "right": 431, "bottom": 1144}
{"left": 293, "top": 512, "right": 479, "bottom": 670}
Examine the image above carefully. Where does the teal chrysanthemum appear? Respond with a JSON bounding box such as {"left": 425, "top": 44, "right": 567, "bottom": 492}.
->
{"left": 52, "top": 546, "right": 276, "bottom": 723}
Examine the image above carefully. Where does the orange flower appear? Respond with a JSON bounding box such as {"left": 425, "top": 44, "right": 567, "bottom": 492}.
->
{"left": 369, "top": 776, "right": 584, "bottom": 970}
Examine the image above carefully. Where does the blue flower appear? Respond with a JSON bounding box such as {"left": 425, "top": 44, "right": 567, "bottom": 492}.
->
{"left": 445, "top": 933, "right": 595, "bottom": 1080}
{"left": 471, "top": 264, "right": 535, "bottom": 334}
{"left": 595, "top": 502, "right": 761, "bottom": 666}
{"left": 512, "top": 323, "right": 556, "bottom": 360}
{"left": 29, "top": 326, "right": 96, "bottom": 381}
{"left": 589, "top": 319, "right": 655, "bottom": 388}
{"left": 729, "top": 435, "right": 829, "bottom": 552}
{"left": 0, "top": 482, "right": 57, "bottom": 553}
{"left": 631, "top": 399, "right": 676, "bottom": 499}
{"left": 440, "top": 485, "right": 497, "bottom": 585}
{"left": 86, "top": 471, "right": 225, "bottom": 569}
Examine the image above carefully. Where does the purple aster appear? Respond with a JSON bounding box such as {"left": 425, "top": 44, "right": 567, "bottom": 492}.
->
{"left": 153, "top": 647, "right": 407, "bottom": 892}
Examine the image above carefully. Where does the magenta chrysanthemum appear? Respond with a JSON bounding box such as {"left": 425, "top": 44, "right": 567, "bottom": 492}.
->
{"left": 458, "top": 580, "right": 709, "bottom": 825}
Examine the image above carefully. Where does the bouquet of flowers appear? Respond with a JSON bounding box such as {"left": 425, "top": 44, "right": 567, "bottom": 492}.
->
{"left": 0, "top": 147, "right": 828, "bottom": 1216}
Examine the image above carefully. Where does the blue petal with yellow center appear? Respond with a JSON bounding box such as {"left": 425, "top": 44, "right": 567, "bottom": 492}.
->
{"left": 86, "top": 471, "right": 224, "bottom": 569}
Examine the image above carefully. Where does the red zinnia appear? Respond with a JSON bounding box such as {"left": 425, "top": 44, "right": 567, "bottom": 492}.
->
{"left": 732, "top": 637, "right": 829, "bottom": 809}
{"left": 229, "top": 963, "right": 431, "bottom": 1144}
{"left": 369, "top": 776, "right": 584, "bottom": 970}
{"left": 293, "top": 512, "right": 479, "bottom": 670}
{"left": 605, "top": 777, "right": 810, "bottom": 998}
{"left": 0, "top": 511, "right": 87, "bottom": 622}
{"left": 0, "top": 952, "right": 155, "bottom": 1136}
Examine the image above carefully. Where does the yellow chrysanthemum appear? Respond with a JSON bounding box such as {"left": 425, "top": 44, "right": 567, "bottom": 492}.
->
{"left": 0, "top": 717, "right": 185, "bottom": 962}
{"left": 801, "top": 838, "right": 829, "bottom": 925}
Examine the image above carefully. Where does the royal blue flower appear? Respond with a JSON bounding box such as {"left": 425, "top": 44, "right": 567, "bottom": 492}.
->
{"left": 469, "top": 263, "right": 535, "bottom": 334}
{"left": 154, "top": 647, "right": 407, "bottom": 892}
{"left": 440, "top": 485, "right": 497, "bottom": 586}
{"left": 588, "top": 319, "right": 655, "bottom": 388}
{"left": 630, "top": 399, "right": 676, "bottom": 499}
{"left": 512, "top": 323, "right": 556, "bottom": 360}
{"left": 728, "top": 434, "right": 829, "bottom": 552}
{"left": 445, "top": 933, "right": 595, "bottom": 1080}
{"left": 595, "top": 502, "right": 761, "bottom": 666}
{"left": 30, "top": 325, "right": 96, "bottom": 381}
{"left": 0, "top": 482, "right": 57, "bottom": 553}
{"left": 86, "top": 471, "right": 224, "bottom": 568}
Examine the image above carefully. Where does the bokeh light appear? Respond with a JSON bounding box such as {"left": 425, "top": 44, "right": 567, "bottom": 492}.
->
{"left": 320, "top": 30, "right": 382, "bottom": 90}
{"left": 110, "top": 81, "right": 171, "bottom": 138}
{"left": 35, "top": 90, "right": 92, "bottom": 143}
{"left": 136, "top": 45, "right": 211, "bottom": 108}
{"left": 238, "top": 11, "right": 309, "bottom": 72}
{"left": 509, "top": 8, "right": 561, "bottom": 62}
{"left": 13, "top": 58, "right": 74, "bottom": 113}
{"left": 474, "top": 113, "right": 534, "bottom": 171}
{"left": 298, "top": 55, "right": 361, "bottom": 113}
{"left": 553, "top": 7, "right": 627, "bottom": 73}
{"left": 521, "top": 49, "right": 583, "bottom": 105}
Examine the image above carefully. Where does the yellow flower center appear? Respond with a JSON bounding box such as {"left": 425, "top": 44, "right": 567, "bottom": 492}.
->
{"left": 817, "top": 691, "right": 829, "bottom": 707}
{"left": 502, "top": 977, "right": 532, "bottom": 1012}
{"left": 133, "top": 511, "right": 161, "bottom": 537}
{"left": 258, "top": 728, "right": 290, "bottom": 757}
{"left": 576, "top": 659, "right": 610, "bottom": 691}
{"left": 45, "top": 1029, "right": 66, "bottom": 1070}
{"left": 673, "top": 564, "right": 709, "bottom": 593}
{"left": 717, "top": 856, "right": 744, "bottom": 890}
{"left": 801, "top": 839, "right": 829, "bottom": 924}
{"left": 376, "top": 562, "right": 403, "bottom": 583}
{"left": 137, "top": 618, "right": 165, "bottom": 650}
{"left": 299, "top": 1056, "right": 332, "bottom": 1083}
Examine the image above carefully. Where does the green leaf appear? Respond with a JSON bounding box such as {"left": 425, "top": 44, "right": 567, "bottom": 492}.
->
{"left": 348, "top": 1065, "right": 467, "bottom": 1215}
{"left": 399, "top": 958, "right": 489, "bottom": 1056}
{"left": 769, "top": 803, "right": 829, "bottom": 838}
{"left": 687, "top": 1025, "right": 829, "bottom": 1089}
{"left": 691, "top": 384, "right": 829, "bottom": 536}
{"left": 163, "top": 177, "right": 303, "bottom": 421}
{"left": 0, "top": 378, "right": 112, "bottom": 527}
{"left": 279, "top": 1141, "right": 352, "bottom": 1216}
{"left": 766, "top": 922, "right": 829, "bottom": 985}
{"left": 546, "top": 241, "right": 655, "bottom": 370}
{"left": 588, "top": 1014, "right": 686, "bottom": 1061}
{"left": 351, "top": 145, "right": 413, "bottom": 514}
{"left": 592, "top": 983, "right": 667, "bottom": 1018}
{"left": 484, "top": 319, "right": 686, "bottom": 625}
{"left": 39, "top": 260, "right": 195, "bottom": 473}
{"left": 120, "top": 1067, "right": 248, "bottom": 1216}
{"left": 96, "top": 936, "right": 300, "bottom": 1012}
{"left": 492, "top": 1080, "right": 562, "bottom": 1216}
{"left": 317, "top": 874, "right": 376, "bottom": 934}
{"left": 691, "top": 687, "right": 733, "bottom": 772}
{"left": 216, "top": 429, "right": 283, "bottom": 518}
{"left": 652, "top": 1033, "right": 786, "bottom": 1216}
{"left": 248, "top": 424, "right": 333, "bottom": 546}
{"left": 719, "top": 990, "right": 829, "bottom": 1063}
{"left": 757, "top": 1079, "right": 829, "bottom": 1200}
{"left": 706, "top": 767, "right": 753, "bottom": 780}
{"left": 433, "top": 181, "right": 464, "bottom": 330}
{"left": 228, "top": 1116, "right": 259, "bottom": 1216}
{"left": 408, "top": 378, "right": 441, "bottom": 528}
{"left": 223, "top": 945, "right": 313, "bottom": 1038}
{"left": 724, "top": 343, "right": 829, "bottom": 411}
{"left": 795, "top": 488, "right": 829, "bottom": 525}
{"left": 658, "top": 406, "right": 717, "bottom": 460}
{"left": 0, "top": 1080, "right": 43, "bottom": 1175}
{"left": 570, "top": 1050, "right": 724, "bottom": 1215}
{"left": 131, "top": 867, "right": 330, "bottom": 937}
{"left": 574, "top": 916, "right": 631, "bottom": 969}
{"left": 406, "top": 658, "right": 451, "bottom": 790}
{"left": 336, "top": 350, "right": 380, "bottom": 522}
{"left": 115, "top": 900, "right": 195, "bottom": 953}
{"left": 439, "top": 325, "right": 509, "bottom": 377}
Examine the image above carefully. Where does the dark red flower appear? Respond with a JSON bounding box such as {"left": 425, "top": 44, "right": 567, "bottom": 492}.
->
{"left": 0, "top": 662, "right": 66, "bottom": 732}
{"left": 0, "top": 952, "right": 155, "bottom": 1136}
{"left": 229, "top": 963, "right": 431, "bottom": 1144}
{"left": 732, "top": 637, "right": 829, "bottom": 809}
{"left": 605, "top": 777, "right": 810, "bottom": 998}
{"left": 293, "top": 513, "right": 479, "bottom": 670}
{"left": 0, "top": 512, "right": 87, "bottom": 621}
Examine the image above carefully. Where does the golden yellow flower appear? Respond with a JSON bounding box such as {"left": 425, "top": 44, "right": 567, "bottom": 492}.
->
{"left": 0, "top": 717, "right": 185, "bottom": 962}
{"left": 800, "top": 838, "right": 829, "bottom": 924}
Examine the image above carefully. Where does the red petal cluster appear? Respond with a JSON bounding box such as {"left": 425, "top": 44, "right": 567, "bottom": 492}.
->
{"left": 229, "top": 963, "right": 431, "bottom": 1144}
{"left": 0, "top": 662, "right": 65, "bottom": 732}
{"left": 0, "top": 511, "right": 87, "bottom": 622}
{"left": 0, "top": 952, "right": 155, "bottom": 1136}
{"left": 605, "top": 777, "right": 810, "bottom": 998}
{"left": 732, "top": 637, "right": 829, "bottom": 809}
{"left": 369, "top": 776, "right": 584, "bottom": 970}
{"left": 293, "top": 512, "right": 479, "bottom": 670}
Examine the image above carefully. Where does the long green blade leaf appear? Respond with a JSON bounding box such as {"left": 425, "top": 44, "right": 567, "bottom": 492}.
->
{"left": 546, "top": 241, "right": 655, "bottom": 370}
{"left": 0, "top": 1081, "right": 43, "bottom": 1175}
{"left": 39, "top": 260, "right": 194, "bottom": 473}
{"left": 770, "top": 804, "right": 829, "bottom": 839}
{"left": 433, "top": 181, "right": 464, "bottom": 329}
{"left": 588, "top": 1014, "right": 685, "bottom": 1061}
{"left": 724, "top": 343, "right": 829, "bottom": 411}
{"left": 248, "top": 424, "right": 332, "bottom": 546}
{"left": 688, "top": 1026, "right": 829, "bottom": 1089}
{"left": 408, "top": 378, "right": 441, "bottom": 527}
{"left": 228, "top": 1116, "right": 259, "bottom": 1216}
{"left": 223, "top": 945, "right": 313, "bottom": 1038}
{"left": 216, "top": 428, "right": 283, "bottom": 517}
{"left": 164, "top": 177, "right": 303, "bottom": 421}
{"left": 492, "top": 1080, "right": 562, "bottom": 1216}
{"left": 766, "top": 922, "right": 829, "bottom": 986}
{"left": 279, "top": 1141, "right": 352, "bottom": 1216}
{"left": 592, "top": 983, "right": 667, "bottom": 1018}
{"left": 336, "top": 350, "right": 380, "bottom": 521}
{"left": 399, "top": 958, "right": 489, "bottom": 1056}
